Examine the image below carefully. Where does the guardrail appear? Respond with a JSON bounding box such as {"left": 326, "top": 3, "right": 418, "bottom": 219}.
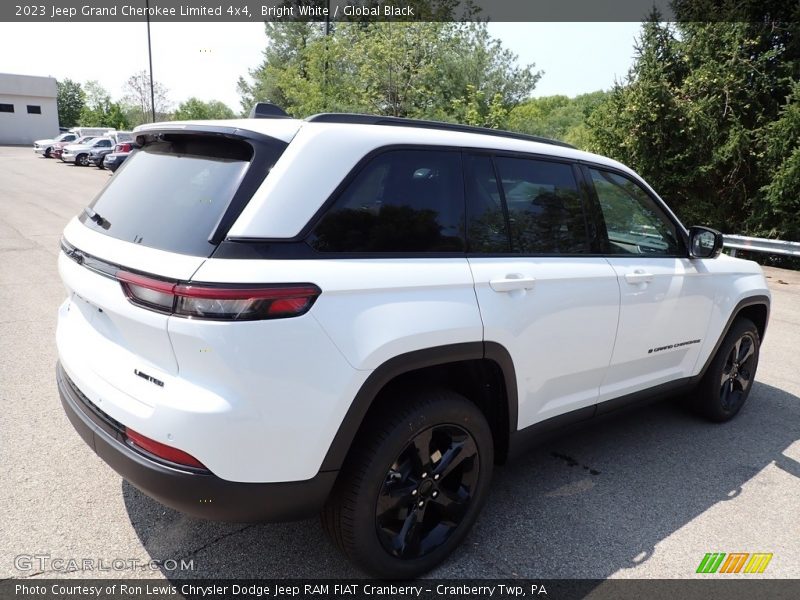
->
{"left": 723, "top": 235, "right": 800, "bottom": 258}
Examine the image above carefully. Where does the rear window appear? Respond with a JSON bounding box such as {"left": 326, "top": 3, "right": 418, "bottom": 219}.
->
{"left": 80, "top": 135, "right": 283, "bottom": 256}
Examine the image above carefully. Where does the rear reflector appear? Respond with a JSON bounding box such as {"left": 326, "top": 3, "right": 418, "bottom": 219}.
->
{"left": 117, "top": 271, "right": 320, "bottom": 320}
{"left": 125, "top": 428, "right": 206, "bottom": 469}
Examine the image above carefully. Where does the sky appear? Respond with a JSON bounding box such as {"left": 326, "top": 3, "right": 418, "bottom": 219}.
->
{"left": 0, "top": 22, "right": 642, "bottom": 112}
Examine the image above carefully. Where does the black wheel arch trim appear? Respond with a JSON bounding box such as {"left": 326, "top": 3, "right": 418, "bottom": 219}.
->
{"left": 691, "top": 294, "right": 770, "bottom": 385}
{"left": 319, "top": 341, "right": 518, "bottom": 472}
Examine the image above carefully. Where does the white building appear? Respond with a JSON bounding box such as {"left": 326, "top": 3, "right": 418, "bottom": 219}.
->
{"left": 0, "top": 73, "right": 59, "bottom": 145}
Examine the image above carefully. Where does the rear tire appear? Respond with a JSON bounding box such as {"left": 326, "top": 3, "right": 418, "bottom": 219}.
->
{"left": 693, "top": 318, "right": 760, "bottom": 422}
{"left": 322, "top": 388, "right": 493, "bottom": 578}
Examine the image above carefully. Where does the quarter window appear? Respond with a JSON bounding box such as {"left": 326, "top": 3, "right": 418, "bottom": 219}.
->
{"left": 589, "top": 169, "right": 683, "bottom": 256}
{"left": 464, "top": 154, "right": 509, "bottom": 253}
{"left": 309, "top": 149, "right": 465, "bottom": 253}
{"left": 494, "top": 157, "right": 589, "bottom": 254}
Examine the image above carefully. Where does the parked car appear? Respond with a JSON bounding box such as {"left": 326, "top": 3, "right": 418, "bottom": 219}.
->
{"left": 88, "top": 142, "right": 123, "bottom": 168}
{"left": 102, "top": 142, "right": 136, "bottom": 172}
{"left": 51, "top": 136, "right": 95, "bottom": 160}
{"left": 33, "top": 132, "right": 77, "bottom": 158}
{"left": 56, "top": 110, "right": 770, "bottom": 578}
{"left": 62, "top": 137, "right": 115, "bottom": 166}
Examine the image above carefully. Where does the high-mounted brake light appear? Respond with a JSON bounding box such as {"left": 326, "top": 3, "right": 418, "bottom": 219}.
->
{"left": 125, "top": 428, "right": 206, "bottom": 469}
{"left": 117, "top": 271, "right": 320, "bottom": 320}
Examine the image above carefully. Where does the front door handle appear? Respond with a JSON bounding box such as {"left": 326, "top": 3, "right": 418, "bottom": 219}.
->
{"left": 489, "top": 274, "right": 536, "bottom": 293}
{"left": 624, "top": 269, "right": 654, "bottom": 284}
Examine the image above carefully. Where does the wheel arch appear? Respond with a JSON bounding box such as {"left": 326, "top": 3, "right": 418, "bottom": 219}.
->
{"left": 319, "top": 342, "right": 518, "bottom": 473}
{"left": 694, "top": 294, "right": 770, "bottom": 382}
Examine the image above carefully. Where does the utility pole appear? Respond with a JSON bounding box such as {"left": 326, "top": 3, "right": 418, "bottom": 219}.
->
{"left": 323, "top": 0, "right": 330, "bottom": 111}
{"left": 145, "top": 0, "right": 156, "bottom": 122}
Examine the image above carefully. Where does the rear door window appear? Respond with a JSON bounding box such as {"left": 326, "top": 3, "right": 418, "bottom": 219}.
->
{"left": 81, "top": 135, "right": 285, "bottom": 257}
{"left": 308, "top": 149, "right": 465, "bottom": 253}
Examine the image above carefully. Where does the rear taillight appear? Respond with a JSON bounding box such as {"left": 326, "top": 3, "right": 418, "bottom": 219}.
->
{"left": 117, "top": 271, "right": 320, "bottom": 321}
{"left": 125, "top": 428, "right": 206, "bottom": 469}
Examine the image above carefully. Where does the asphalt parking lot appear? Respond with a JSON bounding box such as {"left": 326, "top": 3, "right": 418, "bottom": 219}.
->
{"left": 1, "top": 144, "right": 799, "bottom": 581}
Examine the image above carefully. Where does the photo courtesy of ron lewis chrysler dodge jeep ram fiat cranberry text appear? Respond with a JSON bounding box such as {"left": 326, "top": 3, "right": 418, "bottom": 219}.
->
{"left": 56, "top": 107, "right": 769, "bottom": 577}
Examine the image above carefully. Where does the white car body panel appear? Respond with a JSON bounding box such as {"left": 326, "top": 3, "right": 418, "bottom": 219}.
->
{"left": 469, "top": 257, "right": 620, "bottom": 427}
{"left": 194, "top": 257, "right": 484, "bottom": 371}
{"left": 598, "top": 257, "right": 715, "bottom": 400}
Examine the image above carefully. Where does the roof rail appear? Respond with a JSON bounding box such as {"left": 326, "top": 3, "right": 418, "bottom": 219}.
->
{"left": 305, "top": 113, "right": 576, "bottom": 149}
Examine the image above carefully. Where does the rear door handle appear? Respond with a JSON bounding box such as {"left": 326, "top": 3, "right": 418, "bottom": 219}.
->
{"left": 624, "top": 269, "right": 654, "bottom": 284}
{"left": 489, "top": 274, "right": 536, "bottom": 293}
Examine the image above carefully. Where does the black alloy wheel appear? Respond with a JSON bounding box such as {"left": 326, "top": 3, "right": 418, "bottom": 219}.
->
{"left": 376, "top": 424, "right": 479, "bottom": 559}
{"left": 719, "top": 332, "right": 757, "bottom": 413}
{"left": 694, "top": 318, "right": 760, "bottom": 422}
{"left": 322, "top": 388, "right": 493, "bottom": 578}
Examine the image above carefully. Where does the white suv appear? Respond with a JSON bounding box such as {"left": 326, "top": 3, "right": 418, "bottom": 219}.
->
{"left": 56, "top": 110, "right": 770, "bottom": 577}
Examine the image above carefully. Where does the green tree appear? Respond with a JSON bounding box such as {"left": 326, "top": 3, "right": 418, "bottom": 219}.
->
{"left": 587, "top": 10, "right": 799, "bottom": 239}
{"left": 56, "top": 79, "right": 85, "bottom": 127}
{"left": 173, "top": 98, "right": 235, "bottom": 121}
{"left": 123, "top": 71, "right": 170, "bottom": 125}
{"left": 506, "top": 91, "right": 609, "bottom": 148}
{"left": 78, "top": 81, "right": 131, "bottom": 129}
{"left": 239, "top": 21, "right": 539, "bottom": 122}
{"left": 753, "top": 83, "right": 800, "bottom": 239}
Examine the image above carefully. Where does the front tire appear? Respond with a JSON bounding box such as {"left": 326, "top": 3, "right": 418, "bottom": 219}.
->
{"left": 322, "top": 389, "right": 493, "bottom": 578}
{"left": 77, "top": 154, "right": 89, "bottom": 166}
{"left": 44, "top": 147, "right": 51, "bottom": 158}
{"left": 694, "top": 318, "right": 760, "bottom": 422}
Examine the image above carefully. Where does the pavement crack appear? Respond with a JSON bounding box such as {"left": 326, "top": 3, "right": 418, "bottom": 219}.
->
{"left": 3, "top": 570, "right": 48, "bottom": 579}
{"left": 169, "top": 524, "right": 259, "bottom": 563}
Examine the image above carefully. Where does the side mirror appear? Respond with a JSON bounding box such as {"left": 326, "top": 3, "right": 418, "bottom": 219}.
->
{"left": 689, "top": 226, "right": 723, "bottom": 259}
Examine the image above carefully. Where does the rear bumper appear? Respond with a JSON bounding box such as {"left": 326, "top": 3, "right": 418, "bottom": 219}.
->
{"left": 56, "top": 362, "right": 337, "bottom": 522}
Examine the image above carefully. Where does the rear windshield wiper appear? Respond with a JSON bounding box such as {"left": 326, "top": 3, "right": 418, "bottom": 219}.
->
{"left": 84, "top": 207, "right": 111, "bottom": 230}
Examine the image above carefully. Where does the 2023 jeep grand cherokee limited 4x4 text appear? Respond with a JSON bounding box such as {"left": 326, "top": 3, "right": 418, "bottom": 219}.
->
{"left": 56, "top": 109, "right": 769, "bottom": 577}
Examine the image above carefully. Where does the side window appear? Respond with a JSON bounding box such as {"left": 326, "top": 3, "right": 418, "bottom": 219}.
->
{"left": 309, "top": 149, "right": 465, "bottom": 253}
{"left": 98, "top": 140, "right": 112, "bottom": 147}
{"left": 494, "top": 157, "right": 589, "bottom": 254}
{"left": 589, "top": 169, "right": 683, "bottom": 256}
{"left": 464, "top": 154, "right": 510, "bottom": 253}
